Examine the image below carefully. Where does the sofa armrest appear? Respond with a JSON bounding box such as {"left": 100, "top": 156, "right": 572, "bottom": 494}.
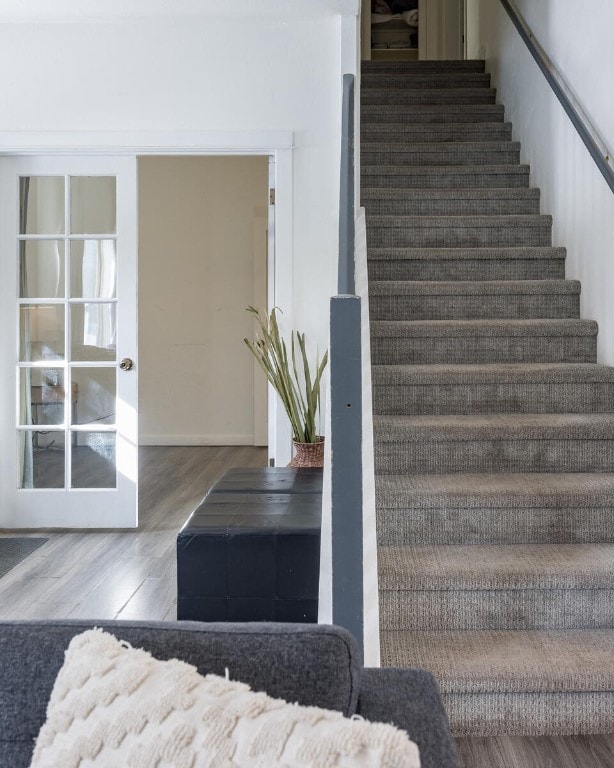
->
{"left": 358, "top": 668, "right": 459, "bottom": 768}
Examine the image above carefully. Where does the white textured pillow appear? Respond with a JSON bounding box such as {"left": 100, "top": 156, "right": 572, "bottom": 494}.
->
{"left": 31, "top": 629, "right": 420, "bottom": 768}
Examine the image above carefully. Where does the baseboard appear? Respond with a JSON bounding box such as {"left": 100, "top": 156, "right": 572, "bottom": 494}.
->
{"left": 139, "top": 434, "right": 255, "bottom": 446}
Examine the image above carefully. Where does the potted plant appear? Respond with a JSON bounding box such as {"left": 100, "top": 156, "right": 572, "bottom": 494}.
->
{"left": 244, "top": 306, "right": 328, "bottom": 467}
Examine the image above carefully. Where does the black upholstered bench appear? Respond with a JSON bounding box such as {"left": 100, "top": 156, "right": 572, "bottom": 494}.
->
{"left": 177, "top": 468, "right": 322, "bottom": 623}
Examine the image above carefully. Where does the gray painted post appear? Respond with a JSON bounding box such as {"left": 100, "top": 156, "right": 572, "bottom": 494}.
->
{"left": 338, "top": 74, "right": 355, "bottom": 295}
{"left": 330, "top": 294, "right": 363, "bottom": 661}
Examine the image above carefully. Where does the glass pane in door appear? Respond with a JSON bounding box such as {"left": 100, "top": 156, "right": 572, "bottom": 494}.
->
{"left": 19, "top": 304, "right": 64, "bottom": 362}
{"left": 19, "top": 241, "right": 65, "bottom": 298}
{"left": 19, "top": 368, "right": 66, "bottom": 426}
{"left": 71, "top": 432, "right": 116, "bottom": 489}
{"left": 71, "top": 367, "right": 116, "bottom": 426}
{"left": 70, "top": 303, "right": 116, "bottom": 361}
{"left": 19, "top": 176, "right": 65, "bottom": 235}
{"left": 18, "top": 431, "right": 65, "bottom": 489}
{"left": 70, "top": 240, "right": 116, "bottom": 299}
{"left": 70, "top": 177, "right": 116, "bottom": 234}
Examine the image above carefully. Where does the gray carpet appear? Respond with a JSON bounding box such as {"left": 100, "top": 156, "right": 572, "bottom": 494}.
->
{"left": 0, "top": 538, "right": 48, "bottom": 579}
{"left": 364, "top": 59, "right": 614, "bottom": 737}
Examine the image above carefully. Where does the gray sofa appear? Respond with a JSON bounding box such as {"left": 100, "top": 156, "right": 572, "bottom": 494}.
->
{"left": 0, "top": 620, "right": 459, "bottom": 768}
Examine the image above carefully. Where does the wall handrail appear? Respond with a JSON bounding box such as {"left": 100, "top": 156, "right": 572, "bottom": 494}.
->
{"left": 499, "top": 0, "right": 614, "bottom": 195}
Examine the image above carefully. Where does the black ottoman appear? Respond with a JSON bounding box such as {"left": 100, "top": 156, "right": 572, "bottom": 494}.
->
{"left": 177, "top": 468, "right": 322, "bottom": 622}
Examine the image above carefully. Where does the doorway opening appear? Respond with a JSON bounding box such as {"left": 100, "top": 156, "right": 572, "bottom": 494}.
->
{"left": 137, "top": 156, "right": 271, "bottom": 453}
{"left": 362, "top": 0, "right": 466, "bottom": 61}
{"left": 0, "top": 131, "right": 293, "bottom": 529}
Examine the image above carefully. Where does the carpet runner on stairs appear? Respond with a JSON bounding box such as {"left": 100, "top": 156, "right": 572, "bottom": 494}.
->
{"left": 363, "top": 59, "right": 614, "bottom": 737}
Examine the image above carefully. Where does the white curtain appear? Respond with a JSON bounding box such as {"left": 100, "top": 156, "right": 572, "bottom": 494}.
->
{"left": 82, "top": 239, "right": 116, "bottom": 349}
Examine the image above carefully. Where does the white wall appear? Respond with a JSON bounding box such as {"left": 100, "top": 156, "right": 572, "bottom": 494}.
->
{"left": 0, "top": 2, "right": 361, "bottom": 458}
{"left": 467, "top": 0, "right": 614, "bottom": 364}
{"left": 138, "top": 156, "right": 268, "bottom": 445}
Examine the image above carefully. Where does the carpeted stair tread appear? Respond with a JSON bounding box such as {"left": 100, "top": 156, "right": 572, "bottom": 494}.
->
{"left": 378, "top": 544, "right": 614, "bottom": 591}
{"left": 367, "top": 214, "right": 551, "bottom": 229}
{"left": 363, "top": 188, "right": 540, "bottom": 215}
{"left": 375, "top": 473, "right": 614, "bottom": 545}
{"left": 368, "top": 246, "right": 565, "bottom": 262}
{"left": 361, "top": 140, "right": 519, "bottom": 153}
{"left": 367, "top": 215, "right": 552, "bottom": 248}
{"left": 369, "top": 280, "right": 579, "bottom": 320}
{"left": 361, "top": 164, "right": 529, "bottom": 177}
{"left": 361, "top": 60, "right": 486, "bottom": 73}
{"left": 367, "top": 246, "right": 566, "bottom": 281}
{"left": 360, "top": 122, "right": 513, "bottom": 141}
{"left": 375, "top": 472, "right": 614, "bottom": 509}
{"left": 372, "top": 362, "right": 614, "bottom": 414}
{"left": 361, "top": 87, "right": 497, "bottom": 105}
{"left": 374, "top": 412, "right": 614, "bottom": 441}
{"left": 370, "top": 280, "right": 578, "bottom": 297}
{"left": 379, "top": 630, "right": 614, "bottom": 694}
{"left": 371, "top": 319, "right": 597, "bottom": 365}
{"left": 371, "top": 318, "right": 597, "bottom": 338}
{"left": 362, "top": 142, "right": 520, "bottom": 166}
{"left": 362, "top": 164, "right": 529, "bottom": 188}
{"left": 375, "top": 416, "right": 614, "bottom": 474}
{"left": 362, "top": 187, "right": 538, "bottom": 201}
{"left": 361, "top": 104, "right": 505, "bottom": 123}
{"left": 372, "top": 362, "right": 614, "bottom": 385}
{"left": 361, "top": 72, "right": 491, "bottom": 89}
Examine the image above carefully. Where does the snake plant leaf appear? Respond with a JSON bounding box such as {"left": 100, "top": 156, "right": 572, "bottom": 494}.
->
{"left": 244, "top": 307, "right": 328, "bottom": 444}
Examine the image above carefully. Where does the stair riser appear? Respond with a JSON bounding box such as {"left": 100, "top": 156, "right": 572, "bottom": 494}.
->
{"left": 362, "top": 147, "right": 520, "bottom": 166}
{"left": 373, "top": 381, "right": 614, "bottom": 415}
{"left": 374, "top": 438, "right": 614, "bottom": 474}
{"left": 361, "top": 124, "right": 513, "bottom": 141}
{"left": 380, "top": 591, "right": 614, "bottom": 631}
{"left": 369, "top": 294, "right": 578, "bottom": 321}
{"left": 367, "top": 226, "right": 552, "bottom": 248}
{"left": 363, "top": 197, "right": 540, "bottom": 215}
{"left": 361, "top": 105, "right": 504, "bottom": 122}
{"left": 368, "top": 258, "right": 565, "bottom": 281}
{"left": 371, "top": 336, "right": 596, "bottom": 365}
{"left": 362, "top": 89, "right": 497, "bottom": 105}
{"left": 361, "top": 73, "right": 491, "bottom": 88}
{"left": 442, "top": 691, "right": 614, "bottom": 737}
{"left": 362, "top": 171, "right": 529, "bottom": 189}
{"left": 362, "top": 61, "right": 486, "bottom": 73}
{"left": 377, "top": 507, "right": 614, "bottom": 546}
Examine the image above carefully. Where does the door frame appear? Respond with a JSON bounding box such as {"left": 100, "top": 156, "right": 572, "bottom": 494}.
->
{"left": 0, "top": 130, "right": 295, "bottom": 467}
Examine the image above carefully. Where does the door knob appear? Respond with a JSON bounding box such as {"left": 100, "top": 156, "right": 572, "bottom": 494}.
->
{"left": 119, "top": 357, "right": 134, "bottom": 371}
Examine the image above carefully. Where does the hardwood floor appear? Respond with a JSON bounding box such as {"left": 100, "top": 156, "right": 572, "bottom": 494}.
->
{"left": 0, "top": 445, "right": 267, "bottom": 622}
{"left": 2, "top": 444, "right": 613, "bottom": 766}
{"left": 456, "top": 734, "right": 614, "bottom": 768}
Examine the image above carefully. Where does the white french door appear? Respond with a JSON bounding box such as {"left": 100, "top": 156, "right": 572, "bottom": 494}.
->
{"left": 0, "top": 155, "right": 138, "bottom": 528}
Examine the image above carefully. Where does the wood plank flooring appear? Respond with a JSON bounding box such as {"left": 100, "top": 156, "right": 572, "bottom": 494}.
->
{"left": 0, "top": 445, "right": 267, "bottom": 621}
{"left": 2, "top": 444, "right": 613, "bottom": 767}
{"left": 456, "top": 734, "right": 614, "bottom": 768}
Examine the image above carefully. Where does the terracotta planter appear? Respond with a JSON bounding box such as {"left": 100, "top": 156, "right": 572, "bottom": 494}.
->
{"left": 288, "top": 437, "right": 325, "bottom": 468}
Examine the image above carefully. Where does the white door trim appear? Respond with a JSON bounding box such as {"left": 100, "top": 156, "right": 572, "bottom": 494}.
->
{"left": 252, "top": 216, "right": 268, "bottom": 447}
{"left": 0, "top": 130, "right": 295, "bottom": 466}
{"left": 0, "top": 131, "right": 294, "bottom": 155}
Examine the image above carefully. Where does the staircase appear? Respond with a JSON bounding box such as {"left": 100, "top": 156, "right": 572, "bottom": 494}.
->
{"left": 363, "top": 59, "right": 614, "bottom": 737}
